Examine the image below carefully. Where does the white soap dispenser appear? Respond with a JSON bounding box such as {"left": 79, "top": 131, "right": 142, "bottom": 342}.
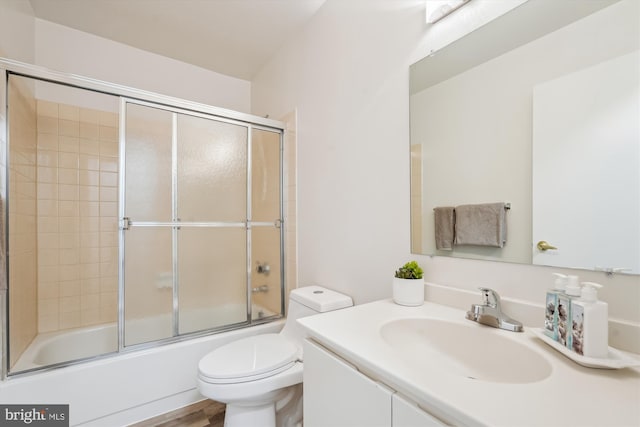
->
{"left": 562, "top": 275, "right": 581, "bottom": 348}
{"left": 570, "top": 282, "right": 609, "bottom": 358}
{"left": 544, "top": 273, "right": 567, "bottom": 341}
{"left": 565, "top": 275, "right": 581, "bottom": 297}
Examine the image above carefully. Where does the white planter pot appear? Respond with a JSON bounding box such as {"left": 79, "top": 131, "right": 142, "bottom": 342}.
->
{"left": 392, "top": 277, "right": 424, "bottom": 306}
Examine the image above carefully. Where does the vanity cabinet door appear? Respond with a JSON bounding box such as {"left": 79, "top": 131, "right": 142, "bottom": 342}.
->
{"left": 303, "top": 339, "right": 393, "bottom": 427}
{"left": 392, "top": 393, "right": 447, "bottom": 427}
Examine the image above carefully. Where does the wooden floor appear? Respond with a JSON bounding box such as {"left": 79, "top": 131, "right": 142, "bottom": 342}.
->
{"left": 130, "top": 400, "right": 226, "bottom": 427}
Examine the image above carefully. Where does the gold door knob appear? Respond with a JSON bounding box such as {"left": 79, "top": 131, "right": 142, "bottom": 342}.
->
{"left": 537, "top": 241, "right": 558, "bottom": 251}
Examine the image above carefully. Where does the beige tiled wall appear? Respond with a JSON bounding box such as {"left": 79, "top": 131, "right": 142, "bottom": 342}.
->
{"left": 8, "top": 78, "right": 38, "bottom": 367}
{"left": 35, "top": 100, "right": 119, "bottom": 333}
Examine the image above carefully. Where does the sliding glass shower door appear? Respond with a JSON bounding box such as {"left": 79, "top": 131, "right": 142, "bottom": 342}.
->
{"left": 3, "top": 62, "right": 285, "bottom": 376}
{"left": 176, "top": 113, "right": 249, "bottom": 335}
{"left": 122, "top": 101, "right": 280, "bottom": 347}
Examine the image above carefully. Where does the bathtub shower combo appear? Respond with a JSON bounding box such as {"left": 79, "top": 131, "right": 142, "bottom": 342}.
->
{"left": 0, "top": 59, "right": 286, "bottom": 378}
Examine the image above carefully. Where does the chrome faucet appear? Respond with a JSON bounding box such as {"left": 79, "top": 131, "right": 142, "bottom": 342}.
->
{"left": 465, "top": 287, "right": 523, "bottom": 332}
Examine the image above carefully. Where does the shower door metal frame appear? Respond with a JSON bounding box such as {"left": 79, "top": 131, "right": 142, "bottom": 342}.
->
{"left": 118, "top": 98, "right": 285, "bottom": 350}
{"left": 0, "top": 57, "right": 286, "bottom": 379}
{"left": 0, "top": 62, "right": 8, "bottom": 381}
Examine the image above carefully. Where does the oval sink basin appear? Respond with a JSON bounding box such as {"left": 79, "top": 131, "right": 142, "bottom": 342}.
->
{"left": 380, "top": 318, "right": 552, "bottom": 384}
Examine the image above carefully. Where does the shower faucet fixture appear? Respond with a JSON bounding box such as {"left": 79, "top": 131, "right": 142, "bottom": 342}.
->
{"left": 256, "top": 262, "right": 271, "bottom": 275}
{"left": 252, "top": 285, "right": 269, "bottom": 294}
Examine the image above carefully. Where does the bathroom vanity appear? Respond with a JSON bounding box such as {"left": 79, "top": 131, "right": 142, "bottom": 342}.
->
{"left": 304, "top": 338, "right": 444, "bottom": 426}
{"left": 298, "top": 300, "right": 640, "bottom": 426}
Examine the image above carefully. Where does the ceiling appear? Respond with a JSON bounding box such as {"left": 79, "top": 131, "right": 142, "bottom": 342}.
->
{"left": 28, "top": 0, "right": 326, "bottom": 81}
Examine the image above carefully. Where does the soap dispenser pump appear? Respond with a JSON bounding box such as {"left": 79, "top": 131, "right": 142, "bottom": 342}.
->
{"left": 570, "top": 282, "right": 609, "bottom": 358}
{"left": 565, "top": 275, "right": 581, "bottom": 297}
{"left": 544, "top": 273, "right": 567, "bottom": 340}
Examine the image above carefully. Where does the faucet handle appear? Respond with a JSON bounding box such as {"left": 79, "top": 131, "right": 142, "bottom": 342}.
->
{"left": 478, "top": 287, "right": 501, "bottom": 308}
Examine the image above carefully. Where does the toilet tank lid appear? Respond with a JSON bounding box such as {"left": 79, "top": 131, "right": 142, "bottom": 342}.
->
{"left": 290, "top": 286, "right": 353, "bottom": 312}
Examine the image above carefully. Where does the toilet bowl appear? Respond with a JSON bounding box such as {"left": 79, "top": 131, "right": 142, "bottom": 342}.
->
{"left": 197, "top": 286, "right": 353, "bottom": 427}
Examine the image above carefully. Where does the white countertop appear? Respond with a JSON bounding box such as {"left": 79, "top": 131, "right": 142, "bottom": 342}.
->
{"left": 298, "top": 300, "right": 640, "bottom": 427}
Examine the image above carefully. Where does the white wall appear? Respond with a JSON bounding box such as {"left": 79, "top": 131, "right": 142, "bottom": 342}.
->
{"left": 251, "top": 0, "right": 640, "bottom": 334}
{"left": 253, "top": 0, "right": 425, "bottom": 303}
{"left": 0, "top": 0, "right": 251, "bottom": 113}
{"left": 251, "top": 0, "right": 529, "bottom": 303}
{"left": 0, "top": 0, "right": 35, "bottom": 63}
{"left": 34, "top": 19, "right": 251, "bottom": 113}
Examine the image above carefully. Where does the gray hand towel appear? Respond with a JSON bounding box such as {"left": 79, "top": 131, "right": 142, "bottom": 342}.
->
{"left": 433, "top": 206, "right": 455, "bottom": 250}
{"left": 454, "top": 202, "right": 507, "bottom": 248}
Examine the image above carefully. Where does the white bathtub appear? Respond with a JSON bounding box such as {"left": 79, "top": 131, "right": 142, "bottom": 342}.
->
{"left": 11, "top": 323, "right": 118, "bottom": 371}
{"left": 12, "top": 303, "right": 275, "bottom": 372}
{"left": 2, "top": 304, "right": 283, "bottom": 426}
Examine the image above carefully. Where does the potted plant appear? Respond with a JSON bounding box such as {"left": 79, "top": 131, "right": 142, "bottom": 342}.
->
{"left": 393, "top": 261, "right": 424, "bottom": 306}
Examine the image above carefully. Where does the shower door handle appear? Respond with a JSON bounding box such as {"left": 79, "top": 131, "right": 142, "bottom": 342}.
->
{"left": 120, "top": 217, "right": 132, "bottom": 231}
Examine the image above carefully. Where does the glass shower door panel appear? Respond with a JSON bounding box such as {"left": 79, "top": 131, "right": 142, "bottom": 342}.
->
{"left": 125, "top": 103, "right": 173, "bottom": 222}
{"left": 7, "top": 75, "right": 38, "bottom": 371}
{"left": 251, "top": 227, "right": 282, "bottom": 321}
{"left": 178, "top": 227, "right": 247, "bottom": 334}
{"left": 176, "top": 114, "right": 248, "bottom": 222}
{"left": 124, "top": 227, "right": 173, "bottom": 346}
{"left": 7, "top": 74, "right": 121, "bottom": 373}
{"left": 251, "top": 129, "right": 281, "bottom": 222}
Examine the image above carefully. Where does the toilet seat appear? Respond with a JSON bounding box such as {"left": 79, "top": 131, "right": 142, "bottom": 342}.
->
{"left": 199, "top": 333, "right": 299, "bottom": 384}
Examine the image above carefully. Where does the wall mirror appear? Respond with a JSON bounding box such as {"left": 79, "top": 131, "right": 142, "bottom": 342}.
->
{"left": 410, "top": 0, "right": 639, "bottom": 275}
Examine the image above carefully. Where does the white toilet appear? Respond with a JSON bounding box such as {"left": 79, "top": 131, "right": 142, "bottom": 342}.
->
{"left": 197, "top": 285, "right": 353, "bottom": 427}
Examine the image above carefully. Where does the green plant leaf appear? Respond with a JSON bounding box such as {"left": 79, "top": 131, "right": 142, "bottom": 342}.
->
{"left": 394, "top": 261, "right": 423, "bottom": 279}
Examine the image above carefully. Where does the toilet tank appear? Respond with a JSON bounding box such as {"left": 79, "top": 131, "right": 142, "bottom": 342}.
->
{"left": 280, "top": 286, "right": 353, "bottom": 352}
{"left": 290, "top": 285, "right": 353, "bottom": 313}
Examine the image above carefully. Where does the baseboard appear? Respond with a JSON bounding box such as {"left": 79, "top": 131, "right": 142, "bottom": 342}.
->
{"left": 77, "top": 389, "right": 204, "bottom": 427}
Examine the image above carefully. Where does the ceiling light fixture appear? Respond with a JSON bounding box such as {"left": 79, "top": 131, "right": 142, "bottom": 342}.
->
{"left": 426, "top": 0, "right": 471, "bottom": 24}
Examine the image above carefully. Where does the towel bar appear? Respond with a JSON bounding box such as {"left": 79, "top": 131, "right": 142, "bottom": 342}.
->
{"left": 433, "top": 202, "right": 511, "bottom": 211}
